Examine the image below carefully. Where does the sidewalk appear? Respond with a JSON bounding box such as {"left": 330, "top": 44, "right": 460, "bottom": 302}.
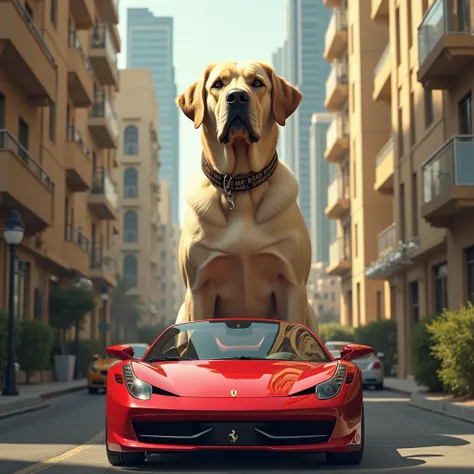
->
{"left": 384, "top": 376, "right": 474, "bottom": 424}
{"left": 0, "top": 379, "right": 86, "bottom": 420}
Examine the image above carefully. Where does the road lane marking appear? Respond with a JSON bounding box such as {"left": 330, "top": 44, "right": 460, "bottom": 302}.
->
{"left": 11, "top": 430, "right": 105, "bottom": 474}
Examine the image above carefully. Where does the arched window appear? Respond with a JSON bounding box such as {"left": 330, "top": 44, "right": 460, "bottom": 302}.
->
{"left": 123, "top": 254, "right": 138, "bottom": 287}
{"left": 123, "top": 210, "right": 138, "bottom": 242}
{"left": 124, "top": 125, "right": 139, "bottom": 155}
{"left": 123, "top": 168, "right": 138, "bottom": 198}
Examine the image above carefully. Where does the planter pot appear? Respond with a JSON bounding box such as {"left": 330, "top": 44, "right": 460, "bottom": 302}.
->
{"left": 54, "top": 354, "right": 76, "bottom": 382}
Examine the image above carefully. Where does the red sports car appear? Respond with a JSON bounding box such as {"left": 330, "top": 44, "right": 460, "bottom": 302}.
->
{"left": 105, "top": 318, "right": 372, "bottom": 468}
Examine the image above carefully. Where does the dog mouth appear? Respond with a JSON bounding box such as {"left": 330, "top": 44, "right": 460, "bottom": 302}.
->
{"left": 218, "top": 116, "right": 260, "bottom": 145}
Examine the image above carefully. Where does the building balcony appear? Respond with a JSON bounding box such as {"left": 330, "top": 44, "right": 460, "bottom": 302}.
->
{"left": 89, "top": 22, "right": 118, "bottom": 87}
{"left": 64, "top": 225, "right": 90, "bottom": 276}
{"left": 325, "top": 61, "right": 348, "bottom": 112}
{"left": 422, "top": 135, "right": 474, "bottom": 227}
{"left": 89, "top": 244, "right": 117, "bottom": 288}
{"left": 94, "top": 0, "right": 119, "bottom": 25}
{"left": 377, "top": 223, "right": 397, "bottom": 258}
{"left": 417, "top": 0, "right": 474, "bottom": 89}
{"left": 70, "top": 0, "right": 94, "bottom": 30}
{"left": 323, "top": 0, "right": 343, "bottom": 7}
{"left": 371, "top": 0, "right": 389, "bottom": 23}
{"left": 325, "top": 114, "right": 349, "bottom": 163}
{"left": 67, "top": 31, "right": 94, "bottom": 108}
{"left": 0, "top": 0, "right": 57, "bottom": 105}
{"left": 87, "top": 166, "right": 118, "bottom": 220}
{"left": 65, "top": 126, "right": 92, "bottom": 192}
{"left": 0, "top": 129, "right": 54, "bottom": 233}
{"left": 88, "top": 90, "right": 118, "bottom": 149}
{"left": 374, "top": 137, "right": 394, "bottom": 194}
{"left": 326, "top": 237, "right": 351, "bottom": 276}
{"left": 325, "top": 176, "right": 350, "bottom": 219}
{"left": 373, "top": 43, "right": 391, "bottom": 102}
{"left": 324, "top": 9, "right": 348, "bottom": 63}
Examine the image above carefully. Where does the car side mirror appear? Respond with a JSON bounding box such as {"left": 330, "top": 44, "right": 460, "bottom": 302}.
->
{"left": 105, "top": 344, "right": 134, "bottom": 361}
{"left": 340, "top": 344, "right": 373, "bottom": 361}
{"left": 92, "top": 353, "right": 100, "bottom": 360}
{"left": 377, "top": 352, "right": 385, "bottom": 359}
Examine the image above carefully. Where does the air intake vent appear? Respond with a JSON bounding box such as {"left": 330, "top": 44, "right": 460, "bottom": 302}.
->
{"left": 114, "top": 374, "right": 123, "bottom": 384}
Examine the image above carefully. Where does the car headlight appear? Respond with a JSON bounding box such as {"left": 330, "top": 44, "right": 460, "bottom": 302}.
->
{"left": 122, "top": 363, "right": 152, "bottom": 400}
{"left": 91, "top": 364, "right": 98, "bottom": 373}
{"left": 316, "top": 363, "right": 347, "bottom": 400}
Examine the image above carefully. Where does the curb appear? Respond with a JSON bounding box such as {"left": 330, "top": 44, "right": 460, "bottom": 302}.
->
{"left": 0, "top": 402, "right": 50, "bottom": 420}
{"left": 40, "top": 384, "right": 86, "bottom": 400}
{"left": 383, "top": 385, "right": 413, "bottom": 396}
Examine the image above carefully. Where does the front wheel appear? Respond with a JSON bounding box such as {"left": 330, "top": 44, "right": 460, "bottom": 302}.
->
{"left": 106, "top": 445, "right": 146, "bottom": 467}
{"left": 88, "top": 387, "right": 99, "bottom": 394}
{"left": 326, "top": 406, "right": 365, "bottom": 465}
{"left": 375, "top": 382, "right": 384, "bottom": 390}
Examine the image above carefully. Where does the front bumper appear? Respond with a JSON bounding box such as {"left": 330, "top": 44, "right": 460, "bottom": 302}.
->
{"left": 88, "top": 369, "right": 108, "bottom": 388}
{"left": 106, "top": 390, "right": 363, "bottom": 453}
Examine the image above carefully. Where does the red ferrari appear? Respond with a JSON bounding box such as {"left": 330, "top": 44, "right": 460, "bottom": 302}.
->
{"left": 105, "top": 318, "right": 372, "bottom": 468}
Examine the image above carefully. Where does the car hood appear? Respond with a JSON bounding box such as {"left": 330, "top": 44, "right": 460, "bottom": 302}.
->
{"left": 132, "top": 360, "right": 338, "bottom": 398}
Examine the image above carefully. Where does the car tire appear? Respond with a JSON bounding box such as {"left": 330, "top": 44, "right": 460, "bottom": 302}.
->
{"left": 88, "top": 387, "right": 99, "bottom": 394}
{"left": 326, "top": 405, "right": 365, "bottom": 466}
{"left": 105, "top": 431, "right": 146, "bottom": 467}
{"left": 375, "top": 383, "right": 384, "bottom": 390}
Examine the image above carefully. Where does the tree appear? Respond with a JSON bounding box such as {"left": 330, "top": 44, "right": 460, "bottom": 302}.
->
{"left": 49, "top": 285, "right": 96, "bottom": 354}
{"left": 110, "top": 275, "right": 143, "bottom": 342}
{"left": 318, "top": 307, "right": 339, "bottom": 324}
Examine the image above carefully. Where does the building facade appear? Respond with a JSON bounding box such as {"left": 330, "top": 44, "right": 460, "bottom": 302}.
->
{"left": 323, "top": 0, "right": 392, "bottom": 328}
{"left": 0, "top": 0, "right": 120, "bottom": 343}
{"left": 307, "top": 262, "right": 340, "bottom": 321}
{"left": 126, "top": 8, "right": 180, "bottom": 224}
{"left": 114, "top": 69, "right": 161, "bottom": 326}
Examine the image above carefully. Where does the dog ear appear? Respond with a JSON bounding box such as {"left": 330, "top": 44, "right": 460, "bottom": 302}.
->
{"left": 176, "top": 65, "right": 214, "bottom": 129}
{"left": 262, "top": 64, "right": 302, "bottom": 126}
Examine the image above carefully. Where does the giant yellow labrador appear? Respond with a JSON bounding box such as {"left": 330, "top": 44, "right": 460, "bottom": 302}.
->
{"left": 175, "top": 61, "right": 318, "bottom": 333}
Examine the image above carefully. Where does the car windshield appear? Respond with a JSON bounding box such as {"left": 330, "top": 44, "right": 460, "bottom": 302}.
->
{"left": 326, "top": 342, "right": 348, "bottom": 352}
{"left": 144, "top": 320, "right": 331, "bottom": 363}
{"left": 131, "top": 345, "right": 148, "bottom": 359}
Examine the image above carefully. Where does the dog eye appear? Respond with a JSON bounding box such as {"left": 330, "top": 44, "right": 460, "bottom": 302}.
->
{"left": 212, "top": 80, "right": 223, "bottom": 89}
{"left": 252, "top": 79, "right": 263, "bottom": 87}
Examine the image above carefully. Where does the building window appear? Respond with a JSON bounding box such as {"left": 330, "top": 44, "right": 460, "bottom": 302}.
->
{"left": 356, "top": 283, "right": 361, "bottom": 326}
{"left": 399, "top": 183, "right": 406, "bottom": 241}
{"left": 397, "top": 106, "right": 403, "bottom": 158}
{"left": 50, "top": 0, "right": 57, "bottom": 25}
{"left": 376, "top": 291, "right": 382, "bottom": 320}
{"left": 395, "top": 7, "right": 401, "bottom": 65}
{"left": 409, "top": 90, "right": 416, "bottom": 146}
{"left": 424, "top": 88, "right": 434, "bottom": 128}
{"left": 433, "top": 262, "right": 448, "bottom": 314}
{"left": 412, "top": 172, "right": 418, "bottom": 236}
{"left": 49, "top": 101, "right": 56, "bottom": 142}
{"left": 161, "top": 250, "right": 166, "bottom": 260}
{"left": 124, "top": 125, "right": 139, "bottom": 155}
{"left": 354, "top": 223, "right": 358, "bottom": 258}
{"left": 18, "top": 117, "right": 29, "bottom": 159}
{"left": 0, "top": 93, "right": 5, "bottom": 128}
{"left": 123, "top": 167, "right": 138, "bottom": 198}
{"left": 123, "top": 255, "right": 138, "bottom": 287}
{"left": 14, "top": 259, "right": 30, "bottom": 320}
{"left": 458, "top": 91, "right": 472, "bottom": 134}
{"left": 408, "top": 281, "right": 419, "bottom": 324}
{"left": 466, "top": 246, "right": 474, "bottom": 303}
{"left": 123, "top": 210, "right": 138, "bottom": 242}
{"left": 161, "top": 283, "right": 166, "bottom": 292}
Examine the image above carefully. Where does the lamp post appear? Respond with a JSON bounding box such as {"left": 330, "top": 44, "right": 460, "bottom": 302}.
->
{"left": 100, "top": 286, "right": 109, "bottom": 349}
{"left": 2, "top": 210, "right": 25, "bottom": 396}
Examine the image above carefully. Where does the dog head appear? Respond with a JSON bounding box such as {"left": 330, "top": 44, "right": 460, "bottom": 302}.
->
{"left": 176, "top": 61, "right": 302, "bottom": 146}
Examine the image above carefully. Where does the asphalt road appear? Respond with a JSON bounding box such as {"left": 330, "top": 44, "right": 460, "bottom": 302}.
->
{"left": 0, "top": 389, "right": 473, "bottom": 473}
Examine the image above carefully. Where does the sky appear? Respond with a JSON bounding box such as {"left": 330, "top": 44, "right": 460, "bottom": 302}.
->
{"left": 117, "top": 0, "right": 287, "bottom": 224}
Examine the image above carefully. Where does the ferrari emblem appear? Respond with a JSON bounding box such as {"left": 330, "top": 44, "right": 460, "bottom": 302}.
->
{"left": 228, "top": 430, "right": 238, "bottom": 443}
{"left": 230, "top": 389, "right": 237, "bottom": 397}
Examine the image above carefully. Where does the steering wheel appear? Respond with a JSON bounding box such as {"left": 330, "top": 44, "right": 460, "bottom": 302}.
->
{"left": 266, "top": 352, "right": 296, "bottom": 360}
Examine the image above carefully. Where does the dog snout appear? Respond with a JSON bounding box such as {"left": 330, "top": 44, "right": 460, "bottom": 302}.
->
{"left": 226, "top": 89, "right": 249, "bottom": 105}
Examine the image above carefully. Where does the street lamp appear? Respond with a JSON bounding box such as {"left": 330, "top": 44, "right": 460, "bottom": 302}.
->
{"left": 100, "top": 286, "right": 109, "bottom": 349}
{"left": 2, "top": 210, "right": 25, "bottom": 396}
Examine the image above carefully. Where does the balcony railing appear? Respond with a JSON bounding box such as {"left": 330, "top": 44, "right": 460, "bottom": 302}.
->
{"left": 329, "top": 237, "right": 351, "bottom": 267}
{"left": 378, "top": 223, "right": 397, "bottom": 255}
{"left": 90, "top": 90, "right": 119, "bottom": 137}
{"left": 374, "top": 43, "right": 391, "bottom": 77}
{"left": 68, "top": 30, "right": 93, "bottom": 75}
{"left": 327, "top": 114, "right": 349, "bottom": 146}
{"left": 90, "top": 22, "right": 117, "bottom": 64}
{"left": 91, "top": 166, "right": 118, "bottom": 209}
{"left": 65, "top": 225, "right": 90, "bottom": 252}
{"left": 0, "top": 129, "right": 54, "bottom": 190}
{"left": 67, "top": 126, "right": 90, "bottom": 157}
{"left": 422, "top": 135, "right": 474, "bottom": 203}
{"left": 376, "top": 137, "right": 394, "bottom": 166}
{"left": 328, "top": 174, "right": 349, "bottom": 203}
{"left": 325, "top": 8, "right": 348, "bottom": 51}
{"left": 12, "top": 0, "right": 56, "bottom": 66}
{"left": 418, "top": 0, "right": 473, "bottom": 65}
{"left": 326, "top": 61, "right": 348, "bottom": 98}
{"left": 90, "top": 243, "right": 113, "bottom": 271}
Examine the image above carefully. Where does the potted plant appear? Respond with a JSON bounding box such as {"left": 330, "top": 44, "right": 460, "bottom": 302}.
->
{"left": 49, "top": 285, "right": 95, "bottom": 382}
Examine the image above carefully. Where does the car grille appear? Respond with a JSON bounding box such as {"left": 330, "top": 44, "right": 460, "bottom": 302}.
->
{"left": 132, "top": 420, "right": 335, "bottom": 447}
{"left": 100, "top": 370, "right": 108, "bottom": 376}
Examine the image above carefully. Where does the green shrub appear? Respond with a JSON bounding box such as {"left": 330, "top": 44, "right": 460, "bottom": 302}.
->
{"left": 427, "top": 303, "right": 474, "bottom": 397}
{"left": 137, "top": 324, "right": 168, "bottom": 345}
{"left": 67, "top": 339, "right": 102, "bottom": 378}
{"left": 318, "top": 323, "right": 355, "bottom": 343}
{"left": 0, "top": 311, "right": 22, "bottom": 388}
{"left": 17, "top": 319, "right": 53, "bottom": 384}
{"left": 354, "top": 319, "right": 397, "bottom": 376}
{"left": 411, "top": 315, "right": 444, "bottom": 392}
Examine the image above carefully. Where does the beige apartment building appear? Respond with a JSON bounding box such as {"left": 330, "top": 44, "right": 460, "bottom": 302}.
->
{"left": 0, "top": 0, "right": 120, "bottom": 344}
{"left": 307, "top": 262, "right": 341, "bottom": 321}
{"left": 325, "top": 0, "right": 474, "bottom": 378}
{"left": 114, "top": 69, "right": 162, "bottom": 326}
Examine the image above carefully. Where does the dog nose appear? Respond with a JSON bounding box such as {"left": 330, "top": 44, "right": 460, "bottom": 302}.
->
{"left": 226, "top": 89, "right": 249, "bottom": 104}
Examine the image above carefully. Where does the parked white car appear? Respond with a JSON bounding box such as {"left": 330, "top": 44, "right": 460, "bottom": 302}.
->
{"left": 325, "top": 341, "right": 385, "bottom": 390}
